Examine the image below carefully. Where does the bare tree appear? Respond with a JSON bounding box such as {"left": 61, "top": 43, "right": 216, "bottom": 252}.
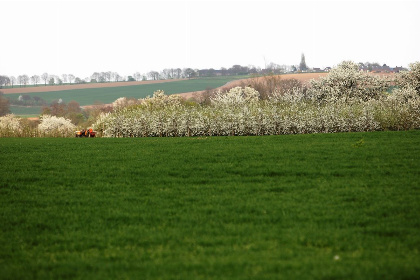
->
{"left": 68, "top": 74, "right": 75, "bottom": 84}
{"left": 5, "top": 76, "right": 10, "bottom": 87}
{"left": 98, "top": 72, "right": 106, "bottom": 83}
{"left": 147, "top": 71, "right": 159, "bottom": 80}
{"left": 175, "top": 68, "right": 182, "bottom": 79}
{"left": 9, "top": 76, "right": 16, "bottom": 88}
{"left": 114, "top": 72, "right": 121, "bottom": 82}
{"left": 62, "top": 74, "right": 68, "bottom": 84}
{"left": 17, "top": 75, "right": 23, "bottom": 87}
{"left": 0, "top": 76, "right": 8, "bottom": 88}
{"left": 91, "top": 72, "right": 100, "bottom": 83}
{"left": 110, "top": 72, "right": 116, "bottom": 82}
{"left": 23, "top": 75, "right": 29, "bottom": 87}
{"left": 183, "top": 68, "right": 195, "bottom": 79}
{"left": 67, "top": 100, "right": 81, "bottom": 114}
{"left": 134, "top": 72, "right": 142, "bottom": 81}
{"left": 105, "top": 71, "right": 112, "bottom": 82}
{"left": 46, "top": 100, "right": 67, "bottom": 116}
{"left": 41, "top": 73, "right": 49, "bottom": 86}
{"left": 247, "top": 65, "right": 258, "bottom": 74}
{"left": 55, "top": 76, "right": 63, "bottom": 85}
{"left": 266, "top": 62, "right": 284, "bottom": 74}
{"left": 162, "top": 69, "right": 172, "bottom": 79}
{"left": 18, "top": 75, "right": 29, "bottom": 87}
{"left": 30, "top": 75, "right": 40, "bottom": 86}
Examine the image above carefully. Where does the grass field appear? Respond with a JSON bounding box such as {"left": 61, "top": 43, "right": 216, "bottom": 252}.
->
{"left": 6, "top": 76, "right": 248, "bottom": 116}
{"left": 1, "top": 131, "right": 419, "bottom": 279}
{"left": 9, "top": 105, "right": 43, "bottom": 117}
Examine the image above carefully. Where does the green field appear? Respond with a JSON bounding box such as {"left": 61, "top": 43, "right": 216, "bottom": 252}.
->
{"left": 1, "top": 131, "right": 419, "bottom": 279}
{"left": 9, "top": 105, "right": 43, "bottom": 117}
{"left": 7, "top": 76, "right": 248, "bottom": 116}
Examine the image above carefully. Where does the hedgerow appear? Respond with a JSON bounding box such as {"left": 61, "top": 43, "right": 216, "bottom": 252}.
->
{"left": 0, "top": 114, "right": 75, "bottom": 137}
{"left": 93, "top": 62, "right": 420, "bottom": 137}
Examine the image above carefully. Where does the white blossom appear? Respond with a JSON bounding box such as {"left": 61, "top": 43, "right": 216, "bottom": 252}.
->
{"left": 38, "top": 115, "right": 76, "bottom": 137}
{"left": 396, "top": 61, "right": 420, "bottom": 95}
{"left": 92, "top": 63, "right": 420, "bottom": 138}
{"left": 0, "top": 114, "right": 22, "bottom": 136}
{"left": 112, "top": 97, "right": 139, "bottom": 110}
{"left": 309, "top": 61, "right": 390, "bottom": 103}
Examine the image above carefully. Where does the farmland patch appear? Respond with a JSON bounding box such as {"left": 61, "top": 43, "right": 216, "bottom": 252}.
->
{"left": 0, "top": 131, "right": 419, "bottom": 279}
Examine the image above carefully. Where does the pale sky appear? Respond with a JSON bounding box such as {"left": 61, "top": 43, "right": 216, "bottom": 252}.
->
{"left": 1, "top": 0, "right": 419, "bottom": 78}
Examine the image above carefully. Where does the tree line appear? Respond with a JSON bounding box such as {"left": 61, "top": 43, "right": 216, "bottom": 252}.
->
{"left": 1, "top": 56, "right": 403, "bottom": 89}
{"left": 0, "top": 63, "right": 295, "bottom": 89}
{"left": 0, "top": 72, "right": 125, "bottom": 88}
{"left": 0, "top": 53, "right": 318, "bottom": 88}
{"left": 0, "top": 73, "right": 79, "bottom": 88}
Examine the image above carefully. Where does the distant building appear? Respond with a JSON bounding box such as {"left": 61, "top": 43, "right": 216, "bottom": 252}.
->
{"left": 391, "top": 66, "right": 405, "bottom": 73}
{"left": 197, "top": 69, "right": 224, "bottom": 77}
{"left": 358, "top": 63, "right": 406, "bottom": 73}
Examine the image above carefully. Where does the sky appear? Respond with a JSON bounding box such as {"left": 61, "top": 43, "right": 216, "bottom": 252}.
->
{"left": 1, "top": 0, "right": 419, "bottom": 79}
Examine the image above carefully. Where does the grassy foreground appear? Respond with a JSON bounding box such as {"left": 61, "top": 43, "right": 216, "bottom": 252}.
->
{"left": 0, "top": 131, "right": 419, "bottom": 279}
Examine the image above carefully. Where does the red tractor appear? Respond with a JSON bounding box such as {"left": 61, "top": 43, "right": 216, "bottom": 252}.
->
{"left": 75, "top": 128, "right": 96, "bottom": 137}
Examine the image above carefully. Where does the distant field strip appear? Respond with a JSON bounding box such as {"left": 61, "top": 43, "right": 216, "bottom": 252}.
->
{"left": 5, "top": 76, "right": 248, "bottom": 107}
{"left": 0, "top": 79, "right": 187, "bottom": 94}
{"left": 0, "top": 131, "right": 419, "bottom": 279}
{"left": 9, "top": 105, "right": 43, "bottom": 116}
